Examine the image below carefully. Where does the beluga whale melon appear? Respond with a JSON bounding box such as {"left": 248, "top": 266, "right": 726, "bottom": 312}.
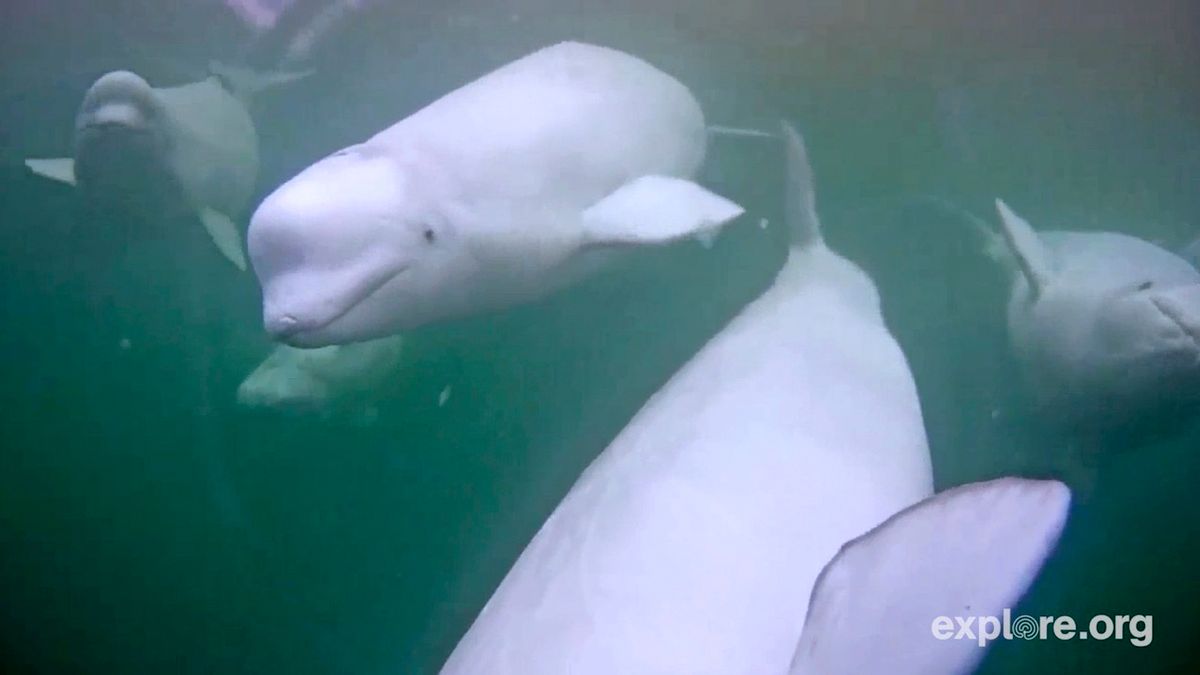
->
{"left": 440, "top": 124, "right": 1071, "bottom": 674}
{"left": 25, "top": 63, "right": 307, "bottom": 271}
{"left": 247, "top": 41, "right": 745, "bottom": 347}
{"left": 985, "top": 199, "right": 1200, "bottom": 426}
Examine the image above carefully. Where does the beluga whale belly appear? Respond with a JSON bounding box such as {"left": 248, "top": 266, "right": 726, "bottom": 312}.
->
{"left": 248, "top": 41, "right": 744, "bottom": 347}
{"left": 985, "top": 199, "right": 1200, "bottom": 426}
{"left": 26, "top": 64, "right": 305, "bottom": 271}
{"left": 440, "top": 125, "right": 1070, "bottom": 675}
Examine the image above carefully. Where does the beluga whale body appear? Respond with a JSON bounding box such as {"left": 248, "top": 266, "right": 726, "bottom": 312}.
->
{"left": 986, "top": 199, "right": 1200, "bottom": 426}
{"left": 440, "top": 125, "right": 1071, "bottom": 675}
{"left": 25, "top": 64, "right": 306, "bottom": 271}
{"left": 248, "top": 41, "right": 744, "bottom": 347}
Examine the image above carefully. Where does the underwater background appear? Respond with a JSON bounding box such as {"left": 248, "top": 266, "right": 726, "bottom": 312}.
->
{"left": 1, "top": 0, "right": 1198, "bottom": 672}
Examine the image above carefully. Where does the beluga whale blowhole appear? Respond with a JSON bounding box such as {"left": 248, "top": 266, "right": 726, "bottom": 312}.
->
{"left": 247, "top": 41, "right": 744, "bottom": 347}
{"left": 440, "top": 124, "right": 1070, "bottom": 675}
{"left": 25, "top": 63, "right": 307, "bottom": 271}
{"left": 986, "top": 199, "right": 1200, "bottom": 426}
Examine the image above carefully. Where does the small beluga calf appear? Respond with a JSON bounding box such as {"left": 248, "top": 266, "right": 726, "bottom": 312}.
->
{"left": 236, "top": 335, "right": 404, "bottom": 421}
{"left": 986, "top": 199, "right": 1200, "bottom": 427}
{"left": 440, "top": 124, "right": 1070, "bottom": 675}
{"left": 248, "top": 41, "right": 744, "bottom": 347}
{"left": 25, "top": 64, "right": 306, "bottom": 271}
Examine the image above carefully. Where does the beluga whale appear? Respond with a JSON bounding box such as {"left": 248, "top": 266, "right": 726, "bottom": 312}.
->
{"left": 236, "top": 335, "right": 405, "bottom": 420}
{"left": 986, "top": 199, "right": 1200, "bottom": 427}
{"left": 440, "top": 124, "right": 1071, "bottom": 675}
{"left": 248, "top": 41, "right": 745, "bottom": 347}
{"left": 25, "top": 63, "right": 307, "bottom": 271}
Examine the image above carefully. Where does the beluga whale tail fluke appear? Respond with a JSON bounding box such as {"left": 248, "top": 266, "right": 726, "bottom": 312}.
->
{"left": 788, "top": 477, "right": 1071, "bottom": 675}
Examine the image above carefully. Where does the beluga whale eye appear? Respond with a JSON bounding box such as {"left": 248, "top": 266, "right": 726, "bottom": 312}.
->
{"left": 1137, "top": 281, "right": 1154, "bottom": 291}
{"left": 423, "top": 227, "right": 436, "bottom": 244}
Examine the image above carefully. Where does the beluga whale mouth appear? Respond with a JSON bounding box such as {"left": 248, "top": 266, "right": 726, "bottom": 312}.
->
{"left": 262, "top": 260, "right": 411, "bottom": 345}
{"left": 1152, "top": 294, "right": 1200, "bottom": 352}
{"left": 79, "top": 119, "right": 153, "bottom": 134}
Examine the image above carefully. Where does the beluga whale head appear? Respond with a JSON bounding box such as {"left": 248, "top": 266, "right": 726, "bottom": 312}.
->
{"left": 249, "top": 145, "right": 471, "bottom": 346}
{"left": 991, "top": 199, "right": 1200, "bottom": 421}
{"left": 72, "top": 70, "right": 172, "bottom": 207}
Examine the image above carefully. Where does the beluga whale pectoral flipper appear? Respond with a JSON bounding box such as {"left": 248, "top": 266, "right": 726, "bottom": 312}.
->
{"left": 984, "top": 198, "right": 1200, "bottom": 428}
{"left": 25, "top": 158, "right": 77, "bottom": 184}
{"left": 788, "top": 477, "right": 1070, "bottom": 675}
{"left": 993, "top": 198, "right": 1052, "bottom": 299}
{"left": 248, "top": 41, "right": 745, "bottom": 347}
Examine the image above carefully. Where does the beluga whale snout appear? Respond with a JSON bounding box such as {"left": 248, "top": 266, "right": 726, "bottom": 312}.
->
{"left": 248, "top": 41, "right": 744, "bottom": 346}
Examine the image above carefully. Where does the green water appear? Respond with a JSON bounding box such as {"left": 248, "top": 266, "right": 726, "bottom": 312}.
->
{"left": 2, "top": 1, "right": 1199, "bottom": 673}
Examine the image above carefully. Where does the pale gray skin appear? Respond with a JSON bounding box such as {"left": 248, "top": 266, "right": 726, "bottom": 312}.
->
{"left": 236, "top": 336, "right": 405, "bottom": 418}
{"left": 992, "top": 201, "right": 1200, "bottom": 423}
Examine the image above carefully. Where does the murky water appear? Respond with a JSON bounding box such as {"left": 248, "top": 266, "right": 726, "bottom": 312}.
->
{"left": 1, "top": 1, "right": 1198, "bottom": 673}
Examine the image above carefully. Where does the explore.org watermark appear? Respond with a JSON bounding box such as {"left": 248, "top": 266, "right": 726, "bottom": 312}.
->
{"left": 931, "top": 609, "right": 1153, "bottom": 647}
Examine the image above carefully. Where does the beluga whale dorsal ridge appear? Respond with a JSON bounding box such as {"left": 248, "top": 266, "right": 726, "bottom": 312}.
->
{"left": 24, "top": 61, "right": 307, "bottom": 271}
{"left": 248, "top": 41, "right": 744, "bottom": 347}
{"left": 439, "top": 122, "right": 940, "bottom": 674}
{"left": 987, "top": 198, "right": 1200, "bottom": 424}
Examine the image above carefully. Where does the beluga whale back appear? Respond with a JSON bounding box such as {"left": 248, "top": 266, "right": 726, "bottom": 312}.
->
{"left": 248, "top": 41, "right": 744, "bottom": 347}
{"left": 440, "top": 125, "right": 1070, "bottom": 674}
{"left": 25, "top": 63, "right": 306, "bottom": 271}
{"left": 986, "top": 199, "right": 1200, "bottom": 425}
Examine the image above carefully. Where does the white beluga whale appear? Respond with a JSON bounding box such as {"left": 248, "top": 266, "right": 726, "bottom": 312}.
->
{"left": 441, "top": 125, "right": 1069, "bottom": 674}
{"left": 986, "top": 199, "right": 1200, "bottom": 425}
{"left": 236, "top": 335, "right": 404, "bottom": 419}
{"left": 25, "top": 64, "right": 306, "bottom": 271}
{"left": 248, "top": 41, "right": 744, "bottom": 347}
